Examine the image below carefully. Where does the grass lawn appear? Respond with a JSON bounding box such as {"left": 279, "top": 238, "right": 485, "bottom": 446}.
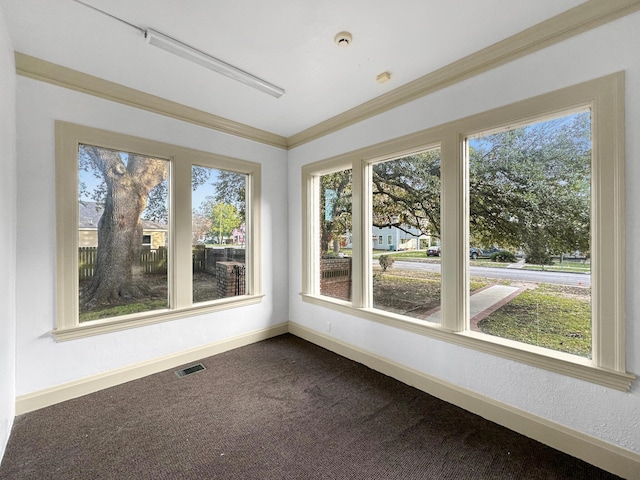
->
{"left": 522, "top": 262, "right": 590, "bottom": 274}
{"left": 80, "top": 299, "right": 168, "bottom": 322}
{"left": 477, "top": 286, "right": 591, "bottom": 358}
{"left": 384, "top": 250, "right": 428, "bottom": 259}
{"left": 372, "top": 267, "right": 487, "bottom": 320}
{"left": 469, "top": 259, "right": 512, "bottom": 268}
{"left": 371, "top": 266, "right": 591, "bottom": 358}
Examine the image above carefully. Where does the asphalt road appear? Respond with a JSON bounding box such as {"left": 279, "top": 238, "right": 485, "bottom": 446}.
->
{"left": 390, "top": 260, "right": 591, "bottom": 287}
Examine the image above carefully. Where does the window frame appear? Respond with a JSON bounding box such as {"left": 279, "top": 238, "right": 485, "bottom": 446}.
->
{"left": 55, "top": 121, "right": 262, "bottom": 341}
{"left": 301, "top": 72, "right": 634, "bottom": 390}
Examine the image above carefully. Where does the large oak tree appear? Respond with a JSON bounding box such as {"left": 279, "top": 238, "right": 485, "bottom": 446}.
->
{"left": 79, "top": 146, "right": 168, "bottom": 310}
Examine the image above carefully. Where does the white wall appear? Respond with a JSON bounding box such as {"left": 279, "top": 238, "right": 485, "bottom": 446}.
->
{"left": 289, "top": 11, "right": 640, "bottom": 454}
{"left": 0, "top": 5, "right": 16, "bottom": 461}
{"left": 14, "top": 78, "right": 289, "bottom": 396}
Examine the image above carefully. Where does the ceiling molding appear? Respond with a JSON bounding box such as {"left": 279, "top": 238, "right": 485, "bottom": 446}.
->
{"left": 287, "top": 0, "right": 640, "bottom": 149}
{"left": 15, "top": 52, "right": 288, "bottom": 150}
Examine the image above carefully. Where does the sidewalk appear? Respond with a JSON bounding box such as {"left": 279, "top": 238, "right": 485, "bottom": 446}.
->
{"left": 506, "top": 259, "right": 526, "bottom": 269}
{"left": 420, "top": 284, "right": 523, "bottom": 326}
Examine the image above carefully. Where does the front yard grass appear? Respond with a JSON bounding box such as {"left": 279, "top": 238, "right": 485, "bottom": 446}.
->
{"left": 372, "top": 268, "right": 488, "bottom": 320}
{"left": 478, "top": 287, "right": 591, "bottom": 357}
{"left": 372, "top": 266, "right": 591, "bottom": 357}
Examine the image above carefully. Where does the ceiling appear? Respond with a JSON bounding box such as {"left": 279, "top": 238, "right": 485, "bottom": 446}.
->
{"left": 2, "top": 0, "right": 587, "bottom": 139}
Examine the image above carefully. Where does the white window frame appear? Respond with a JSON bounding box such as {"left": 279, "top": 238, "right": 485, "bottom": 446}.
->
{"left": 301, "top": 73, "right": 634, "bottom": 390}
{"left": 55, "top": 121, "right": 262, "bottom": 341}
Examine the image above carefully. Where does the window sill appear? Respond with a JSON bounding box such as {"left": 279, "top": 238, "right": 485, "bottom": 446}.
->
{"left": 300, "top": 293, "right": 635, "bottom": 391}
{"left": 53, "top": 294, "right": 265, "bottom": 342}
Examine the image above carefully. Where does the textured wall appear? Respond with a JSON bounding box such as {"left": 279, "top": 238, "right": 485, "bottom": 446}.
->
{"left": 0, "top": 5, "right": 17, "bottom": 462}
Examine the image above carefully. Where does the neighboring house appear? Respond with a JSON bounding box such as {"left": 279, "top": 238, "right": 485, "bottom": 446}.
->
{"left": 78, "top": 202, "right": 168, "bottom": 249}
{"left": 371, "top": 225, "right": 431, "bottom": 251}
{"left": 232, "top": 224, "right": 246, "bottom": 246}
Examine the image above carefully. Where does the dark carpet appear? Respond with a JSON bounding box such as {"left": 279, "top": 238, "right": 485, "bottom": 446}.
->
{"left": 0, "top": 334, "right": 620, "bottom": 479}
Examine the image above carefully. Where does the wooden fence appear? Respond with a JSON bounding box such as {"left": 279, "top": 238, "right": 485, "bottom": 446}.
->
{"left": 79, "top": 247, "right": 168, "bottom": 280}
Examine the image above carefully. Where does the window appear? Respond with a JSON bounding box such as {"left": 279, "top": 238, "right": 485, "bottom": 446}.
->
{"left": 371, "top": 149, "right": 441, "bottom": 323}
{"left": 467, "top": 111, "right": 592, "bottom": 358}
{"left": 192, "top": 166, "right": 248, "bottom": 303}
{"left": 301, "top": 73, "right": 633, "bottom": 390}
{"left": 378, "top": 235, "right": 383, "bottom": 244}
{"left": 318, "top": 168, "right": 352, "bottom": 301}
{"left": 56, "top": 122, "right": 262, "bottom": 340}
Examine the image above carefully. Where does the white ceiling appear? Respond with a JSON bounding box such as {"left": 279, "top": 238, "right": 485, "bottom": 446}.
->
{"left": 1, "top": 0, "right": 587, "bottom": 138}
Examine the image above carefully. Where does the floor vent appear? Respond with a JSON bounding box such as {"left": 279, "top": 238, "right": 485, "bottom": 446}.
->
{"left": 175, "top": 363, "right": 206, "bottom": 378}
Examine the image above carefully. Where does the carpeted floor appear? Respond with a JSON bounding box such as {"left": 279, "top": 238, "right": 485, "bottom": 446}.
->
{"left": 0, "top": 334, "right": 620, "bottom": 479}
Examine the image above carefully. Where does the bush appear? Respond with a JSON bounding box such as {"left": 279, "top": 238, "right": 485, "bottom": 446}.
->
{"left": 490, "top": 250, "right": 517, "bottom": 263}
{"left": 379, "top": 255, "right": 394, "bottom": 272}
{"left": 525, "top": 247, "right": 553, "bottom": 265}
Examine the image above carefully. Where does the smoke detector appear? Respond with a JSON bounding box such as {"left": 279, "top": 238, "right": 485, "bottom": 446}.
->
{"left": 376, "top": 71, "right": 391, "bottom": 83}
{"left": 334, "top": 31, "right": 353, "bottom": 48}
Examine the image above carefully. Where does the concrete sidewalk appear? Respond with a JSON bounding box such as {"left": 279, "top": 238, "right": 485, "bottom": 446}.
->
{"left": 421, "top": 284, "right": 522, "bottom": 326}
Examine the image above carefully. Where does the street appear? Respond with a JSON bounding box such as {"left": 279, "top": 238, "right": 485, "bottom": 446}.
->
{"left": 389, "top": 260, "right": 591, "bottom": 287}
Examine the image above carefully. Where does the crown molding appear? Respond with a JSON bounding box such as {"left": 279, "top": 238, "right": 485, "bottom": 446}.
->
{"left": 287, "top": 0, "right": 640, "bottom": 149}
{"left": 15, "top": 52, "right": 288, "bottom": 150}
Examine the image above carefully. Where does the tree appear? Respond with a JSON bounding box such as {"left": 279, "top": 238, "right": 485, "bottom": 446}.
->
{"left": 192, "top": 212, "right": 212, "bottom": 244}
{"left": 372, "top": 150, "right": 441, "bottom": 239}
{"left": 79, "top": 146, "right": 168, "bottom": 310}
{"left": 320, "top": 171, "right": 352, "bottom": 254}
{"left": 209, "top": 203, "right": 242, "bottom": 244}
{"left": 367, "top": 113, "right": 591, "bottom": 261}
{"left": 469, "top": 113, "right": 591, "bottom": 259}
{"left": 213, "top": 170, "right": 247, "bottom": 217}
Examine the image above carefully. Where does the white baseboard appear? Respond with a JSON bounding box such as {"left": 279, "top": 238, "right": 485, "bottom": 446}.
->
{"left": 288, "top": 322, "right": 640, "bottom": 480}
{"left": 15, "top": 322, "right": 288, "bottom": 415}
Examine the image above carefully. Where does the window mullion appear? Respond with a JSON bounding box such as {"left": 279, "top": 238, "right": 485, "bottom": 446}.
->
{"left": 441, "top": 133, "right": 466, "bottom": 332}
{"left": 592, "top": 76, "right": 626, "bottom": 372}
{"left": 172, "top": 157, "right": 192, "bottom": 309}
{"left": 352, "top": 159, "right": 369, "bottom": 308}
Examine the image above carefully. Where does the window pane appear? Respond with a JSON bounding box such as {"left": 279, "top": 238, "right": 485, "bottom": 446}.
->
{"left": 468, "top": 112, "right": 592, "bottom": 358}
{"left": 78, "top": 145, "right": 169, "bottom": 322}
{"left": 192, "top": 166, "right": 247, "bottom": 303}
{"left": 319, "top": 169, "right": 353, "bottom": 301}
{"left": 371, "top": 149, "right": 441, "bottom": 323}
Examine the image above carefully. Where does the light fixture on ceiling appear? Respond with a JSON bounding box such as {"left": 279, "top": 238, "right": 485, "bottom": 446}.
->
{"left": 71, "top": 0, "right": 285, "bottom": 98}
{"left": 334, "top": 31, "right": 353, "bottom": 48}
{"left": 145, "top": 29, "right": 285, "bottom": 98}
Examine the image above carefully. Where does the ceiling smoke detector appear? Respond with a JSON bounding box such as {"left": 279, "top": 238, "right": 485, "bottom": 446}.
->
{"left": 334, "top": 31, "right": 352, "bottom": 48}
{"left": 376, "top": 71, "right": 391, "bottom": 83}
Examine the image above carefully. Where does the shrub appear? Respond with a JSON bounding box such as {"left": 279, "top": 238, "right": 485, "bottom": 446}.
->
{"left": 525, "top": 247, "right": 553, "bottom": 265}
{"left": 379, "top": 255, "right": 394, "bottom": 272}
{"left": 490, "top": 250, "right": 517, "bottom": 263}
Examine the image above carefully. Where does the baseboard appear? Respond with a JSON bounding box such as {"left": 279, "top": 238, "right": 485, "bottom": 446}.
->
{"left": 289, "top": 322, "right": 640, "bottom": 480}
{"left": 15, "top": 322, "right": 288, "bottom": 415}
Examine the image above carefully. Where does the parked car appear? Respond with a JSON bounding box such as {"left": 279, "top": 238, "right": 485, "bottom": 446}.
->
{"left": 426, "top": 245, "right": 441, "bottom": 256}
{"left": 469, "top": 246, "right": 499, "bottom": 260}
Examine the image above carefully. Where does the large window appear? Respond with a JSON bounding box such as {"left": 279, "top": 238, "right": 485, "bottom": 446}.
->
{"left": 56, "top": 122, "right": 262, "bottom": 340}
{"left": 371, "top": 149, "right": 441, "bottom": 323}
{"left": 301, "top": 73, "right": 633, "bottom": 390}
{"left": 318, "top": 168, "right": 353, "bottom": 301}
{"left": 467, "top": 112, "right": 592, "bottom": 358}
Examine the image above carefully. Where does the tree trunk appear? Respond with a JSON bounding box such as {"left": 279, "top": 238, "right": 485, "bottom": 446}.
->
{"left": 80, "top": 148, "right": 167, "bottom": 310}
